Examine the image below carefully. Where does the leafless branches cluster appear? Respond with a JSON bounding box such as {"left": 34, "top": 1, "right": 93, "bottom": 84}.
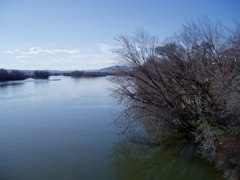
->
{"left": 113, "top": 19, "right": 240, "bottom": 165}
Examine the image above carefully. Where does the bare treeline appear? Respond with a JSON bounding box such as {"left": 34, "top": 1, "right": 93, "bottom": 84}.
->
{"left": 113, "top": 19, "right": 240, "bottom": 178}
{"left": 0, "top": 69, "right": 27, "bottom": 81}
{"left": 0, "top": 69, "right": 50, "bottom": 81}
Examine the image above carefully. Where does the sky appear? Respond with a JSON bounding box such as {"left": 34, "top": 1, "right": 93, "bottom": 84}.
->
{"left": 0, "top": 0, "right": 240, "bottom": 70}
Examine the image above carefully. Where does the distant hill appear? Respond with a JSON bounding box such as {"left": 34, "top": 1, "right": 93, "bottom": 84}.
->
{"left": 64, "top": 65, "right": 129, "bottom": 78}
{"left": 98, "top": 65, "right": 129, "bottom": 73}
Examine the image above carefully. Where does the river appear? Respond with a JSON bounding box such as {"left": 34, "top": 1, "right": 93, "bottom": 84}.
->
{"left": 0, "top": 76, "right": 222, "bottom": 180}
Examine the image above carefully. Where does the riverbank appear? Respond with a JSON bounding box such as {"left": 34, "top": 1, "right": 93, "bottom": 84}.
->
{"left": 0, "top": 69, "right": 50, "bottom": 81}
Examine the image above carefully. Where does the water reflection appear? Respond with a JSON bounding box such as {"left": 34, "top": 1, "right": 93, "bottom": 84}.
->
{"left": 0, "top": 77, "right": 223, "bottom": 179}
{"left": 112, "top": 134, "right": 223, "bottom": 180}
{"left": 0, "top": 81, "right": 24, "bottom": 88}
{"left": 0, "top": 77, "right": 119, "bottom": 180}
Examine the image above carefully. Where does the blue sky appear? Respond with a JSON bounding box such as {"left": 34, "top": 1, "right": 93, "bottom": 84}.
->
{"left": 0, "top": 0, "right": 239, "bottom": 70}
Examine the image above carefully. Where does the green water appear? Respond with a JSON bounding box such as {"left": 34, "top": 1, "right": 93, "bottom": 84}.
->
{"left": 113, "top": 135, "right": 223, "bottom": 180}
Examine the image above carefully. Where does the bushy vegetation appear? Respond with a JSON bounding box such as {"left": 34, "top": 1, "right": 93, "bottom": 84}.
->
{"left": 0, "top": 69, "right": 51, "bottom": 81}
{"left": 33, "top": 70, "right": 50, "bottom": 79}
{"left": 65, "top": 70, "right": 121, "bottom": 78}
{"left": 113, "top": 19, "right": 240, "bottom": 179}
{"left": 0, "top": 69, "right": 27, "bottom": 81}
{"left": 65, "top": 71, "right": 109, "bottom": 78}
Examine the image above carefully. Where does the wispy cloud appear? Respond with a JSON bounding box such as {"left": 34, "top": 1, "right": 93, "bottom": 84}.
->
{"left": 16, "top": 55, "right": 29, "bottom": 59}
{"left": 97, "top": 43, "right": 112, "bottom": 54}
{"left": 2, "top": 44, "right": 114, "bottom": 70}
{"left": 4, "top": 47, "right": 81, "bottom": 56}
{"left": 4, "top": 49, "right": 21, "bottom": 54}
{"left": 22, "top": 47, "right": 81, "bottom": 55}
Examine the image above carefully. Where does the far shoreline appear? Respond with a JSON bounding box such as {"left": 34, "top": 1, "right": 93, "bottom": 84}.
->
{"left": 0, "top": 66, "right": 128, "bottom": 82}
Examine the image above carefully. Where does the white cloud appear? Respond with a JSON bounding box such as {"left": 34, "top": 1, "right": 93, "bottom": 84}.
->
{"left": 21, "top": 47, "right": 81, "bottom": 55}
{"left": 4, "top": 49, "right": 21, "bottom": 54}
{"left": 55, "top": 49, "right": 81, "bottom": 54}
{"left": 97, "top": 43, "right": 111, "bottom": 54}
{"left": 22, "top": 47, "right": 40, "bottom": 54}
{"left": 2, "top": 44, "right": 114, "bottom": 70}
{"left": 16, "top": 55, "right": 29, "bottom": 59}
{"left": 4, "top": 47, "right": 81, "bottom": 56}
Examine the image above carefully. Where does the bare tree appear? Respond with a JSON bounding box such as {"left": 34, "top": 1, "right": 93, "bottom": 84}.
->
{"left": 113, "top": 20, "right": 240, "bottom": 175}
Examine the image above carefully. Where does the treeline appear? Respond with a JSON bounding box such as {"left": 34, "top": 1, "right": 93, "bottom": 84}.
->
{"left": 0, "top": 69, "right": 50, "bottom": 82}
{"left": 64, "top": 70, "right": 125, "bottom": 78}
{"left": 0, "top": 67, "right": 128, "bottom": 82}
{"left": 0, "top": 69, "right": 27, "bottom": 81}
{"left": 32, "top": 70, "right": 50, "bottom": 79}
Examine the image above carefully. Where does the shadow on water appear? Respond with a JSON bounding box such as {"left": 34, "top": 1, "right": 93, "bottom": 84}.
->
{"left": 0, "top": 79, "right": 50, "bottom": 101}
{"left": 0, "top": 81, "right": 24, "bottom": 89}
{"left": 111, "top": 134, "right": 223, "bottom": 180}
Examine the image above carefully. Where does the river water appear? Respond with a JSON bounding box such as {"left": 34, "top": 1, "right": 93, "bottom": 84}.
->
{"left": 0, "top": 76, "right": 222, "bottom": 180}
